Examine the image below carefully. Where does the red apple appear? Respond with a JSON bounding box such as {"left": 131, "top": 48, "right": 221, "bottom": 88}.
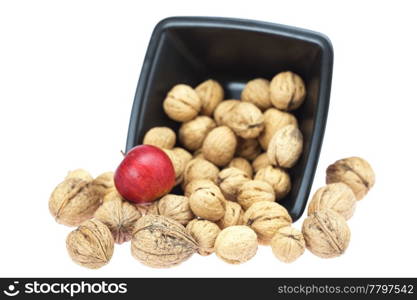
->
{"left": 114, "top": 145, "right": 175, "bottom": 204}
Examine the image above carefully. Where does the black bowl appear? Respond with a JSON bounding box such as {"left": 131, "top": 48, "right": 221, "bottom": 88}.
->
{"left": 126, "top": 17, "right": 333, "bottom": 221}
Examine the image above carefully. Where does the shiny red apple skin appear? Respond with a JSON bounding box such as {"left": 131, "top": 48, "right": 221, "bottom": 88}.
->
{"left": 114, "top": 145, "right": 175, "bottom": 204}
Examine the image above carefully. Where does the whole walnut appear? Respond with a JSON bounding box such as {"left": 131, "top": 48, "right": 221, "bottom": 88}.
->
{"left": 270, "top": 226, "right": 305, "bottom": 263}
{"left": 270, "top": 71, "right": 306, "bottom": 111}
{"left": 183, "top": 158, "right": 219, "bottom": 187}
{"left": 189, "top": 184, "right": 226, "bottom": 221}
{"left": 213, "top": 99, "right": 240, "bottom": 125}
{"left": 236, "top": 138, "right": 261, "bottom": 161}
{"left": 186, "top": 219, "right": 221, "bottom": 256}
{"left": 66, "top": 219, "right": 114, "bottom": 269}
{"left": 195, "top": 79, "right": 224, "bottom": 116}
{"left": 255, "top": 166, "right": 291, "bottom": 199}
{"left": 92, "top": 171, "right": 115, "bottom": 196}
{"left": 216, "top": 200, "right": 244, "bottom": 229}
{"left": 308, "top": 183, "right": 357, "bottom": 220}
{"left": 184, "top": 179, "right": 218, "bottom": 198}
{"left": 136, "top": 201, "right": 159, "bottom": 216}
{"left": 158, "top": 194, "right": 194, "bottom": 225}
{"left": 252, "top": 153, "right": 271, "bottom": 173}
{"left": 302, "top": 209, "right": 351, "bottom": 258}
{"left": 243, "top": 201, "right": 292, "bottom": 244}
{"left": 224, "top": 102, "right": 264, "bottom": 139}
{"left": 65, "top": 169, "right": 93, "bottom": 182}
{"left": 163, "top": 147, "right": 192, "bottom": 185}
{"left": 163, "top": 84, "right": 201, "bottom": 122}
{"left": 179, "top": 116, "right": 216, "bottom": 151}
{"left": 131, "top": 215, "right": 198, "bottom": 268}
{"left": 237, "top": 180, "right": 275, "bottom": 210}
{"left": 217, "top": 167, "right": 250, "bottom": 201}
{"left": 267, "top": 124, "right": 303, "bottom": 168}
{"left": 228, "top": 157, "right": 253, "bottom": 178}
{"left": 214, "top": 225, "right": 258, "bottom": 264}
{"left": 143, "top": 127, "right": 176, "bottom": 149}
{"left": 94, "top": 191, "right": 141, "bottom": 244}
{"left": 258, "top": 108, "right": 298, "bottom": 150}
{"left": 202, "top": 126, "right": 237, "bottom": 167}
{"left": 241, "top": 78, "right": 271, "bottom": 111}
{"left": 326, "top": 157, "right": 375, "bottom": 200}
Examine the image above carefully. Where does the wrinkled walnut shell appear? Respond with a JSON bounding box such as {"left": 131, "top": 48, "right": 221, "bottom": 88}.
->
{"left": 195, "top": 79, "right": 224, "bottom": 116}
{"left": 202, "top": 126, "right": 237, "bottom": 167}
{"left": 228, "top": 157, "right": 253, "bottom": 178}
{"left": 143, "top": 127, "right": 176, "bottom": 149}
{"left": 163, "top": 148, "right": 192, "bottom": 185}
{"left": 271, "top": 226, "right": 305, "bottom": 263}
{"left": 189, "top": 184, "right": 226, "bottom": 221}
{"left": 179, "top": 116, "right": 216, "bottom": 151}
{"left": 252, "top": 153, "right": 271, "bottom": 173}
{"left": 184, "top": 179, "right": 218, "bottom": 198}
{"left": 270, "top": 71, "right": 306, "bottom": 111}
{"left": 216, "top": 200, "right": 244, "bottom": 229}
{"left": 186, "top": 219, "right": 221, "bottom": 256}
{"left": 241, "top": 78, "right": 271, "bottom": 111}
{"left": 183, "top": 158, "right": 219, "bottom": 188}
{"left": 217, "top": 167, "right": 250, "bottom": 201}
{"left": 163, "top": 84, "right": 201, "bottom": 122}
{"left": 267, "top": 124, "right": 303, "bottom": 168}
{"left": 254, "top": 166, "right": 291, "bottom": 199}
{"left": 224, "top": 102, "right": 264, "bottom": 139}
{"left": 213, "top": 100, "right": 240, "bottom": 125}
{"left": 92, "top": 171, "right": 115, "bottom": 196}
{"left": 158, "top": 194, "right": 194, "bottom": 225}
{"left": 236, "top": 138, "right": 261, "bottom": 161}
{"left": 65, "top": 169, "right": 93, "bottom": 182}
{"left": 237, "top": 180, "right": 275, "bottom": 210}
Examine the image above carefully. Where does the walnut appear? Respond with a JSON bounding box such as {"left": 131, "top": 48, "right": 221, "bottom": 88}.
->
{"left": 184, "top": 179, "right": 218, "bottom": 198}
{"left": 217, "top": 167, "right": 250, "bottom": 201}
{"left": 202, "top": 126, "right": 237, "bottom": 167}
{"left": 236, "top": 138, "right": 261, "bottom": 161}
{"left": 193, "top": 148, "right": 204, "bottom": 159}
{"left": 195, "top": 79, "right": 224, "bottom": 116}
{"left": 308, "top": 183, "right": 357, "bottom": 220}
{"left": 258, "top": 108, "right": 298, "bottom": 150}
{"left": 237, "top": 180, "right": 275, "bottom": 210}
{"left": 183, "top": 157, "right": 219, "bottom": 187}
{"left": 270, "top": 71, "right": 306, "bottom": 111}
{"left": 267, "top": 124, "right": 303, "bottom": 168}
{"left": 143, "top": 127, "right": 176, "bottom": 149}
{"left": 189, "top": 184, "right": 226, "bottom": 221}
{"left": 224, "top": 102, "right": 264, "bottom": 139}
{"left": 216, "top": 200, "right": 244, "bottom": 229}
{"left": 66, "top": 219, "right": 114, "bottom": 269}
{"left": 228, "top": 157, "right": 253, "bottom": 178}
{"left": 214, "top": 225, "right": 258, "bottom": 264}
{"left": 241, "top": 78, "right": 271, "bottom": 111}
{"left": 186, "top": 219, "right": 221, "bottom": 256}
{"left": 131, "top": 215, "right": 198, "bottom": 268}
{"left": 252, "top": 153, "right": 271, "bottom": 173}
{"left": 65, "top": 169, "right": 93, "bottom": 181}
{"left": 254, "top": 166, "right": 291, "bottom": 199}
{"left": 326, "top": 157, "right": 375, "bottom": 200}
{"left": 302, "top": 210, "right": 351, "bottom": 258}
{"left": 179, "top": 116, "right": 216, "bottom": 151}
{"left": 136, "top": 201, "right": 159, "bottom": 216}
{"left": 270, "top": 226, "right": 305, "bottom": 263}
{"left": 163, "top": 84, "right": 201, "bottom": 122}
{"left": 92, "top": 171, "right": 115, "bottom": 196}
{"left": 94, "top": 192, "right": 141, "bottom": 244}
{"left": 163, "top": 147, "right": 192, "bottom": 185}
{"left": 213, "top": 100, "right": 240, "bottom": 125}
{"left": 158, "top": 194, "right": 194, "bottom": 225}
{"left": 243, "top": 201, "right": 292, "bottom": 244}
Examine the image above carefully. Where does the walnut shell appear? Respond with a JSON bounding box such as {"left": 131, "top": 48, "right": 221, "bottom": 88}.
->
{"left": 270, "top": 226, "right": 305, "bottom": 263}
{"left": 66, "top": 219, "right": 114, "bottom": 269}
{"left": 183, "top": 158, "right": 219, "bottom": 187}
{"left": 163, "top": 147, "right": 192, "bottom": 185}
{"left": 236, "top": 138, "right": 261, "bottom": 161}
{"left": 326, "top": 157, "right": 375, "bottom": 200}
{"left": 213, "top": 99, "right": 240, "bottom": 125}
{"left": 163, "top": 84, "right": 201, "bottom": 122}
{"left": 216, "top": 200, "right": 244, "bottom": 229}
{"left": 243, "top": 201, "right": 292, "bottom": 244}
{"left": 237, "top": 180, "right": 275, "bottom": 210}
{"left": 270, "top": 71, "right": 306, "bottom": 111}
{"left": 224, "top": 102, "right": 264, "bottom": 139}
{"left": 214, "top": 225, "right": 258, "bottom": 264}
{"left": 258, "top": 108, "right": 298, "bottom": 150}
{"left": 131, "top": 215, "right": 198, "bottom": 268}
{"left": 136, "top": 201, "right": 159, "bottom": 216}
{"left": 302, "top": 209, "right": 351, "bottom": 258}
{"left": 189, "top": 184, "right": 226, "bottom": 221}
{"left": 195, "top": 79, "right": 224, "bottom": 116}
{"left": 252, "top": 153, "right": 271, "bottom": 173}
{"left": 92, "top": 171, "right": 115, "bottom": 196}
{"left": 186, "top": 219, "right": 221, "bottom": 256}
{"left": 184, "top": 179, "right": 218, "bottom": 198}
{"left": 254, "top": 166, "right": 291, "bottom": 199}
{"left": 143, "top": 127, "right": 176, "bottom": 149}
{"left": 217, "top": 167, "right": 250, "bottom": 201}
{"left": 158, "top": 194, "right": 194, "bottom": 225}
{"left": 65, "top": 169, "right": 93, "bottom": 182}
{"left": 94, "top": 192, "right": 141, "bottom": 244}
{"left": 267, "top": 124, "right": 303, "bottom": 168}
{"left": 228, "top": 157, "right": 253, "bottom": 178}
{"left": 241, "top": 78, "right": 271, "bottom": 111}
{"left": 308, "top": 183, "right": 357, "bottom": 220}
{"left": 49, "top": 178, "right": 102, "bottom": 227}
{"left": 202, "top": 126, "right": 237, "bottom": 167}
{"left": 179, "top": 116, "right": 216, "bottom": 151}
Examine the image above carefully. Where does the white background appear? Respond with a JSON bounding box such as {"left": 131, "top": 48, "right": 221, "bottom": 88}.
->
{"left": 1, "top": 0, "right": 416, "bottom": 277}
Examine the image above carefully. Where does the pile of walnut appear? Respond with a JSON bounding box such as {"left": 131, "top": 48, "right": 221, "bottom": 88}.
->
{"left": 48, "top": 71, "right": 375, "bottom": 269}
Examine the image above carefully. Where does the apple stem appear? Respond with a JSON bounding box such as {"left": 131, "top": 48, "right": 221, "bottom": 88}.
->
{"left": 120, "top": 150, "right": 126, "bottom": 157}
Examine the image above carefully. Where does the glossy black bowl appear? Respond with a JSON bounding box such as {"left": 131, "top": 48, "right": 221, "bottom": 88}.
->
{"left": 126, "top": 17, "right": 333, "bottom": 221}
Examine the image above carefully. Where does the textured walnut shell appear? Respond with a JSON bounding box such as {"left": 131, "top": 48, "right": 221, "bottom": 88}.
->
{"left": 94, "top": 192, "right": 141, "bottom": 244}
{"left": 213, "top": 99, "right": 240, "bottom": 125}
{"left": 224, "top": 102, "right": 264, "bottom": 139}
{"left": 143, "top": 127, "right": 176, "bottom": 149}
{"left": 308, "top": 183, "right": 357, "bottom": 220}
{"left": 214, "top": 225, "right": 258, "bottom": 264}
{"left": 236, "top": 138, "right": 261, "bottom": 161}
{"left": 49, "top": 178, "right": 102, "bottom": 227}
{"left": 202, "top": 126, "right": 237, "bottom": 167}
{"left": 184, "top": 179, "right": 218, "bottom": 198}
{"left": 158, "top": 194, "right": 194, "bottom": 225}
{"left": 243, "top": 201, "right": 292, "bottom": 244}
{"left": 163, "top": 148, "right": 192, "bottom": 185}
{"left": 163, "top": 84, "right": 201, "bottom": 122}
{"left": 271, "top": 226, "right": 305, "bottom": 263}
{"left": 258, "top": 108, "right": 298, "bottom": 150}
{"left": 241, "top": 78, "right": 271, "bottom": 111}
{"left": 254, "top": 166, "right": 291, "bottom": 199}
{"left": 270, "top": 71, "right": 306, "bottom": 111}
{"left": 136, "top": 201, "right": 159, "bottom": 216}
{"left": 237, "top": 180, "right": 275, "bottom": 210}
{"left": 189, "top": 184, "right": 226, "bottom": 221}
{"left": 252, "top": 153, "right": 271, "bottom": 173}
{"left": 326, "top": 157, "right": 375, "bottom": 200}
{"left": 66, "top": 219, "right": 114, "bottom": 269}
{"left": 179, "top": 116, "right": 216, "bottom": 151}
{"left": 186, "top": 219, "right": 221, "bottom": 256}
{"left": 183, "top": 158, "right": 219, "bottom": 187}
{"left": 302, "top": 210, "right": 351, "bottom": 258}
{"left": 131, "top": 215, "right": 198, "bottom": 268}
{"left": 267, "top": 124, "right": 303, "bottom": 168}
{"left": 195, "top": 79, "right": 224, "bottom": 116}
{"left": 228, "top": 157, "right": 253, "bottom": 178}
{"left": 92, "top": 171, "right": 115, "bottom": 196}
{"left": 217, "top": 167, "right": 250, "bottom": 201}
{"left": 216, "top": 200, "right": 244, "bottom": 229}
{"left": 65, "top": 169, "right": 93, "bottom": 182}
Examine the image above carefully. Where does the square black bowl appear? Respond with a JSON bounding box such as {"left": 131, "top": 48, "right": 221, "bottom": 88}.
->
{"left": 126, "top": 17, "right": 333, "bottom": 221}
